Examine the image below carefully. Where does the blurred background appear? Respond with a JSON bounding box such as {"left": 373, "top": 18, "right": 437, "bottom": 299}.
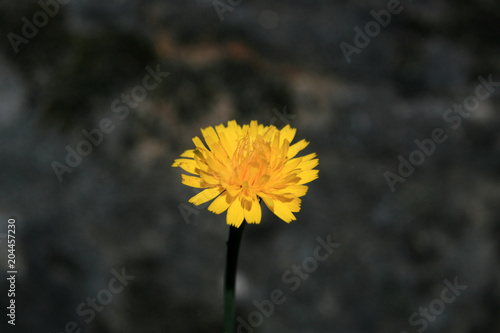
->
{"left": 0, "top": 0, "right": 499, "bottom": 332}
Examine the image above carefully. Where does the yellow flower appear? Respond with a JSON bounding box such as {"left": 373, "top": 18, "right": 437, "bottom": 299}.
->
{"left": 172, "top": 120, "right": 319, "bottom": 227}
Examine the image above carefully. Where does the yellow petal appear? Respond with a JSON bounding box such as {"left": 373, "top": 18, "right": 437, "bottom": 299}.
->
{"left": 246, "top": 162, "right": 261, "bottom": 185}
{"left": 193, "top": 150, "right": 210, "bottom": 172}
{"left": 181, "top": 174, "right": 205, "bottom": 188}
{"left": 217, "top": 129, "right": 237, "bottom": 157}
{"left": 271, "top": 131, "right": 280, "bottom": 150}
{"left": 249, "top": 120, "right": 259, "bottom": 140}
{"left": 287, "top": 139, "right": 309, "bottom": 159}
{"left": 199, "top": 170, "right": 219, "bottom": 185}
{"left": 172, "top": 158, "right": 198, "bottom": 174}
{"left": 255, "top": 174, "right": 270, "bottom": 187}
{"left": 201, "top": 126, "right": 219, "bottom": 151}
{"left": 297, "top": 169, "right": 319, "bottom": 185}
{"left": 274, "top": 172, "right": 301, "bottom": 186}
{"left": 299, "top": 152, "right": 317, "bottom": 163}
{"left": 189, "top": 187, "right": 223, "bottom": 206}
{"left": 180, "top": 149, "right": 195, "bottom": 158}
{"left": 227, "top": 196, "right": 245, "bottom": 227}
{"left": 210, "top": 142, "right": 231, "bottom": 166}
{"left": 243, "top": 197, "right": 262, "bottom": 224}
{"left": 227, "top": 120, "right": 243, "bottom": 138}
{"left": 282, "top": 196, "right": 301, "bottom": 212}
{"left": 241, "top": 124, "right": 250, "bottom": 135}
{"left": 297, "top": 156, "right": 319, "bottom": 171}
{"left": 257, "top": 123, "right": 266, "bottom": 135}
{"left": 225, "top": 185, "right": 242, "bottom": 197}
{"left": 259, "top": 193, "right": 274, "bottom": 210}
{"left": 262, "top": 126, "right": 277, "bottom": 141}
{"left": 205, "top": 154, "right": 226, "bottom": 174}
{"left": 280, "top": 125, "right": 296, "bottom": 146}
{"left": 208, "top": 191, "right": 233, "bottom": 214}
{"left": 192, "top": 136, "right": 207, "bottom": 150}
{"left": 282, "top": 157, "right": 302, "bottom": 174}
{"left": 262, "top": 196, "right": 296, "bottom": 223}
{"left": 275, "top": 185, "right": 308, "bottom": 197}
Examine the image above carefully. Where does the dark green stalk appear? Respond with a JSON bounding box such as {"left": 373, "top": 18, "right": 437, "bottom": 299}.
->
{"left": 224, "top": 222, "right": 246, "bottom": 333}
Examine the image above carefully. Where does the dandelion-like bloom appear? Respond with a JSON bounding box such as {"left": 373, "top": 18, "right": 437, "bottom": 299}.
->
{"left": 172, "top": 120, "right": 319, "bottom": 227}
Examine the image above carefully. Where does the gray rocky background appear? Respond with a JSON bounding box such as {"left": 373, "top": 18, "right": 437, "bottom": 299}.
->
{"left": 0, "top": 0, "right": 499, "bottom": 332}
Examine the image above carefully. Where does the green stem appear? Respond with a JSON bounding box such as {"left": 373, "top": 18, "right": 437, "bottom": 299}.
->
{"left": 224, "top": 222, "right": 246, "bottom": 333}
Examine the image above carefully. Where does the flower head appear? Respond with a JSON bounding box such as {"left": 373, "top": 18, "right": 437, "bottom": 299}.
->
{"left": 172, "top": 120, "right": 319, "bottom": 227}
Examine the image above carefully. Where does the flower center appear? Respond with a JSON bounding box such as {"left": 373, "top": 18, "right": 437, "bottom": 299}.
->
{"left": 232, "top": 135, "right": 267, "bottom": 188}
{"left": 225, "top": 132, "right": 285, "bottom": 195}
